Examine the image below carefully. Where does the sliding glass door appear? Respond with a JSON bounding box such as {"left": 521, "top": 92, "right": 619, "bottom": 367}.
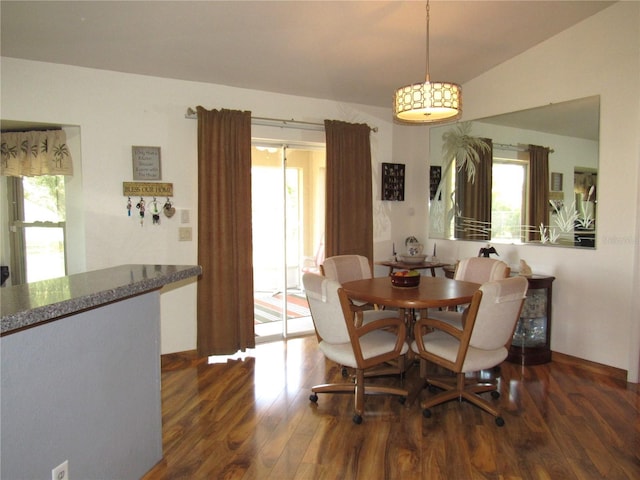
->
{"left": 251, "top": 143, "right": 325, "bottom": 341}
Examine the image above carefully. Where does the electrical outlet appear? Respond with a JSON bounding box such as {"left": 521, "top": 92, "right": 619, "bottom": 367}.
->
{"left": 52, "top": 460, "right": 68, "bottom": 480}
{"left": 178, "top": 227, "right": 192, "bottom": 241}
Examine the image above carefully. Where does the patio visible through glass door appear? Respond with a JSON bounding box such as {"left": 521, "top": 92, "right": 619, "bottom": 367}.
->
{"left": 251, "top": 144, "right": 325, "bottom": 341}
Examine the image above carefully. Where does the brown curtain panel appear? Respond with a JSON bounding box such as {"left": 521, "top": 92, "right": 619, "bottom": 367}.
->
{"left": 324, "top": 120, "right": 373, "bottom": 260}
{"left": 528, "top": 145, "right": 550, "bottom": 242}
{"left": 455, "top": 139, "right": 493, "bottom": 240}
{"left": 196, "top": 107, "right": 255, "bottom": 356}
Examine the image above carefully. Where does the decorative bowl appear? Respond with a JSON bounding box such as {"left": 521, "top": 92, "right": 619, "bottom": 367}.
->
{"left": 399, "top": 254, "right": 427, "bottom": 264}
{"left": 390, "top": 271, "right": 421, "bottom": 288}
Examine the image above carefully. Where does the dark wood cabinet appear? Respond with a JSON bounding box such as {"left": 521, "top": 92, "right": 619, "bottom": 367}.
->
{"left": 507, "top": 275, "right": 555, "bottom": 365}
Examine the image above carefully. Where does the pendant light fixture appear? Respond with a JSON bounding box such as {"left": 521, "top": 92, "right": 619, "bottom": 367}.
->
{"left": 393, "top": 1, "right": 462, "bottom": 123}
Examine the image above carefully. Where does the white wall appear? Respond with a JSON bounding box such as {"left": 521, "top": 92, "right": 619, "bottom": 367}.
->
{"left": 0, "top": 58, "right": 394, "bottom": 354}
{"left": 423, "top": 2, "right": 640, "bottom": 381}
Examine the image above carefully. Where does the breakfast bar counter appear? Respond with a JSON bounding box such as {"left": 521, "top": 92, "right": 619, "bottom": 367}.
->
{"left": 1, "top": 264, "right": 202, "bottom": 335}
{"left": 0, "top": 264, "right": 201, "bottom": 480}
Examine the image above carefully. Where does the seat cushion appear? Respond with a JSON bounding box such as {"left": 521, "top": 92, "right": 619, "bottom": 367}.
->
{"left": 320, "top": 330, "right": 409, "bottom": 369}
{"left": 411, "top": 331, "right": 507, "bottom": 373}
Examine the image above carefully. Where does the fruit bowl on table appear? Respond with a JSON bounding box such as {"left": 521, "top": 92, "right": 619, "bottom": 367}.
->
{"left": 390, "top": 270, "right": 421, "bottom": 288}
{"left": 398, "top": 254, "right": 427, "bottom": 264}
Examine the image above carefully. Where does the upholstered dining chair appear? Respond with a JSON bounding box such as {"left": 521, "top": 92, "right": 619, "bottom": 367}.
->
{"left": 320, "top": 254, "right": 390, "bottom": 377}
{"left": 321, "top": 254, "right": 379, "bottom": 315}
{"left": 430, "top": 257, "right": 511, "bottom": 328}
{"left": 412, "top": 276, "right": 528, "bottom": 426}
{"left": 302, "top": 272, "right": 408, "bottom": 424}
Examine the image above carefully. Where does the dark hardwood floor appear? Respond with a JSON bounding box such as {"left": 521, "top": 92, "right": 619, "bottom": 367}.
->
{"left": 142, "top": 336, "right": 639, "bottom": 479}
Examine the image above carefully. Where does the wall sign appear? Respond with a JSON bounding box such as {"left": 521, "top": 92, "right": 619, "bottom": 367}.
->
{"left": 123, "top": 182, "right": 173, "bottom": 197}
{"left": 132, "top": 146, "right": 162, "bottom": 180}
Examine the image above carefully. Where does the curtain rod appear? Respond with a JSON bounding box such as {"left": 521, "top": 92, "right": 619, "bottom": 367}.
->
{"left": 185, "top": 108, "right": 377, "bottom": 132}
{"left": 493, "top": 142, "right": 554, "bottom": 154}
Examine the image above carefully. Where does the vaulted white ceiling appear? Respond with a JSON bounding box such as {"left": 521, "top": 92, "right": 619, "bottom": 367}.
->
{"left": 1, "top": 1, "right": 615, "bottom": 109}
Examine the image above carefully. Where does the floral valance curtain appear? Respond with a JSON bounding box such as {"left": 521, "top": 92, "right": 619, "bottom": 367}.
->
{"left": 1, "top": 130, "right": 73, "bottom": 177}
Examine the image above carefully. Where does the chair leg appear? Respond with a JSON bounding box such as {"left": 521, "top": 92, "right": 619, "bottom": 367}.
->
{"left": 311, "top": 383, "right": 356, "bottom": 395}
{"left": 354, "top": 369, "right": 365, "bottom": 417}
{"left": 311, "top": 367, "right": 408, "bottom": 423}
{"left": 421, "top": 389, "right": 462, "bottom": 409}
{"left": 363, "top": 354, "right": 407, "bottom": 380}
{"left": 461, "top": 390, "right": 500, "bottom": 417}
{"left": 419, "top": 358, "right": 428, "bottom": 379}
{"left": 355, "top": 369, "right": 408, "bottom": 422}
{"left": 421, "top": 372, "right": 503, "bottom": 419}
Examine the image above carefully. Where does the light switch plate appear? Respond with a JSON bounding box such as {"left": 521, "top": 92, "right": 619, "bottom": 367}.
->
{"left": 180, "top": 209, "right": 190, "bottom": 224}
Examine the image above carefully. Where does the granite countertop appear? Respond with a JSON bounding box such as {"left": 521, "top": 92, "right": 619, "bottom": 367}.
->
{"left": 1, "top": 264, "right": 202, "bottom": 335}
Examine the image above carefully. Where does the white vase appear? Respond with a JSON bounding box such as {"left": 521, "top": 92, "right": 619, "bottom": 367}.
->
{"left": 407, "top": 242, "right": 423, "bottom": 256}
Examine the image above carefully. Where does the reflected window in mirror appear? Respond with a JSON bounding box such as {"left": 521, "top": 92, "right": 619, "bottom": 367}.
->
{"left": 491, "top": 160, "right": 527, "bottom": 243}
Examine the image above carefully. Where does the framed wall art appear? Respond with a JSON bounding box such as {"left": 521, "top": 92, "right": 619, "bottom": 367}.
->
{"left": 550, "top": 172, "right": 563, "bottom": 192}
{"left": 382, "top": 162, "right": 405, "bottom": 201}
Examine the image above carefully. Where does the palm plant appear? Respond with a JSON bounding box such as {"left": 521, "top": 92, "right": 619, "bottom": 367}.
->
{"left": 432, "top": 122, "right": 491, "bottom": 205}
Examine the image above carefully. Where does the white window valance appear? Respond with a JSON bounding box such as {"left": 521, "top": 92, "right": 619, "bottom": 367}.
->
{"left": 1, "top": 130, "right": 73, "bottom": 177}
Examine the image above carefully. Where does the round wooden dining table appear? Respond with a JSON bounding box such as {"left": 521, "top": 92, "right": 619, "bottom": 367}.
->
{"left": 342, "top": 276, "right": 481, "bottom": 400}
{"left": 341, "top": 276, "right": 480, "bottom": 313}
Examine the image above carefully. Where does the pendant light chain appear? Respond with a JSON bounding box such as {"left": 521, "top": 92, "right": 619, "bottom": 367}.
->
{"left": 425, "top": 2, "right": 430, "bottom": 83}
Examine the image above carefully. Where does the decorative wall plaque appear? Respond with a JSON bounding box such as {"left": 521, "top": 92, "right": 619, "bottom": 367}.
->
{"left": 132, "top": 146, "right": 162, "bottom": 180}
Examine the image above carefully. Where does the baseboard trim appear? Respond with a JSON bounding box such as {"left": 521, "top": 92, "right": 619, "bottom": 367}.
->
{"left": 160, "top": 348, "right": 629, "bottom": 382}
{"left": 551, "top": 351, "right": 628, "bottom": 382}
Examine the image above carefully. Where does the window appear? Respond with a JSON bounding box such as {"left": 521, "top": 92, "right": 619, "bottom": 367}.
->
{"left": 8, "top": 175, "right": 67, "bottom": 284}
{"left": 491, "top": 159, "right": 528, "bottom": 242}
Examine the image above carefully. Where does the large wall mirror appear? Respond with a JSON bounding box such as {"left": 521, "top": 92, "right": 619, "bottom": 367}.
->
{"left": 428, "top": 95, "right": 599, "bottom": 249}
